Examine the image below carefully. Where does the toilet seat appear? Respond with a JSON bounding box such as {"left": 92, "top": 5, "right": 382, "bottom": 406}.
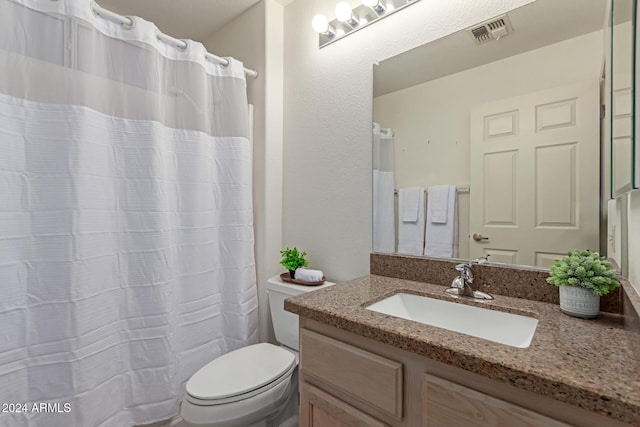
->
{"left": 185, "top": 343, "right": 296, "bottom": 406}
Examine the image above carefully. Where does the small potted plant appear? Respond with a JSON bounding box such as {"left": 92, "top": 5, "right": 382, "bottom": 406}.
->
{"left": 280, "top": 247, "right": 309, "bottom": 279}
{"left": 547, "top": 249, "right": 620, "bottom": 318}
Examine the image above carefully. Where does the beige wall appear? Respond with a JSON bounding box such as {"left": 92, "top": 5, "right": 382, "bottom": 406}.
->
{"left": 282, "top": 0, "right": 534, "bottom": 282}
{"left": 204, "top": 0, "right": 284, "bottom": 342}
{"left": 374, "top": 30, "right": 603, "bottom": 260}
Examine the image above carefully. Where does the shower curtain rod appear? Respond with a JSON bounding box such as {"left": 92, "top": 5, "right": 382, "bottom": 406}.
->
{"left": 92, "top": 3, "right": 258, "bottom": 79}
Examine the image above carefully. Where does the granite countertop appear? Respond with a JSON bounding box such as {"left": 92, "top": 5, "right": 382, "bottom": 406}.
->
{"left": 284, "top": 274, "right": 640, "bottom": 426}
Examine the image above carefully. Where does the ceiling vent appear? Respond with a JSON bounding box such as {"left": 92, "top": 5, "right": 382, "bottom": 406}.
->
{"left": 468, "top": 14, "right": 513, "bottom": 45}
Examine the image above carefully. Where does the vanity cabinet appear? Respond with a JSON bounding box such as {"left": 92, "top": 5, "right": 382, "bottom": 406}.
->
{"left": 298, "top": 318, "right": 632, "bottom": 427}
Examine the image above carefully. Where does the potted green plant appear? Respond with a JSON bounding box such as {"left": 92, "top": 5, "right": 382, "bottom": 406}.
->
{"left": 280, "top": 247, "right": 309, "bottom": 279}
{"left": 547, "top": 249, "right": 620, "bottom": 318}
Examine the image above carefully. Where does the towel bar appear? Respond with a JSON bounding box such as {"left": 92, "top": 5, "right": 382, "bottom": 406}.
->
{"left": 393, "top": 185, "right": 470, "bottom": 195}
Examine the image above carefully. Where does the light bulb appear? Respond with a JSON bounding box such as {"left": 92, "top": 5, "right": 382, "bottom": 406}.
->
{"left": 311, "top": 14, "right": 329, "bottom": 33}
{"left": 362, "top": 0, "right": 385, "bottom": 14}
{"left": 335, "top": 1, "right": 354, "bottom": 22}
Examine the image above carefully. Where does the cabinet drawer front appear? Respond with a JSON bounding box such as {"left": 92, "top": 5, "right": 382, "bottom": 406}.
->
{"left": 424, "top": 374, "right": 571, "bottom": 427}
{"left": 301, "top": 329, "right": 403, "bottom": 419}
{"left": 301, "top": 383, "right": 390, "bottom": 427}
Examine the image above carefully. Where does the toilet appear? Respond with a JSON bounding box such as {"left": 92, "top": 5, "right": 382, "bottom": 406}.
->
{"left": 180, "top": 275, "right": 335, "bottom": 427}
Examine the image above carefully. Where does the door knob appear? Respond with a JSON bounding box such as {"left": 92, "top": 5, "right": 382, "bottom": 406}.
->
{"left": 472, "top": 233, "right": 489, "bottom": 242}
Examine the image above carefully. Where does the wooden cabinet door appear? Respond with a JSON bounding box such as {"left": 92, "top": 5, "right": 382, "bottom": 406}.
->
{"left": 423, "top": 374, "right": 570, "bottom": 427}
{"left": 300, "top": 382, "right": 390, "bottom": 427}
{"left": 300, "top": 329, "right": 403, "bottom": 419}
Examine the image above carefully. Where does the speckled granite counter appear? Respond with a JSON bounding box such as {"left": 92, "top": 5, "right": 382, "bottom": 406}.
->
{"left": 284, "top": 274, "right": 640, "bottom": 426}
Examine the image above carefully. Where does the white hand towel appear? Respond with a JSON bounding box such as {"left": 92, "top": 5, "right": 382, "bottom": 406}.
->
{"left": 401, "top": 187, "right": 422, "bottom": 222}
{"left": 428, "top": 185, "right": 450, "bottom": 224}
{"left": 295, "top": 268, "right": 324, "bottom": 282}
{"left": 398, "top": 187, "right": 426, "bottom": 255}
{"left": 424, "top": 185, "right": 457, "bottom": 257}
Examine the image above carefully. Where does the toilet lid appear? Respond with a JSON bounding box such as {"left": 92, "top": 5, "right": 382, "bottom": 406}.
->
{"left": 186, "top": 343, "right": 296, "bottom": 401}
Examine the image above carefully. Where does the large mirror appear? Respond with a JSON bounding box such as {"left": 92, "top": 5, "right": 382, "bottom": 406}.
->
{"left": 372, "top": 0, "right": 615, "bottom": 268}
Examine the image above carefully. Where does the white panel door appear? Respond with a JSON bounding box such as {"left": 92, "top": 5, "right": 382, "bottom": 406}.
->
{"left": 470, "top": 82, "right": 600, "bottom": 267}
{"left": 612, "top": 86, "right": 633, "bottom": 194}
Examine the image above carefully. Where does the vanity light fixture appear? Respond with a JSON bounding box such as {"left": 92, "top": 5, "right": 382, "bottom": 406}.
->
{"left": 312, "top": 0, "right": 422, "bottom": 48}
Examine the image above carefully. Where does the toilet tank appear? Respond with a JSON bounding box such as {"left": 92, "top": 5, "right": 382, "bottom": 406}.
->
{"left": 266, "top": 275, "right": 335, "bottom": 351}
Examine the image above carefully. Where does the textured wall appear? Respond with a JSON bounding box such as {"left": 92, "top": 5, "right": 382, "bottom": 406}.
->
{"left": 282, "top": 0, "right": 534, "bottom": 282}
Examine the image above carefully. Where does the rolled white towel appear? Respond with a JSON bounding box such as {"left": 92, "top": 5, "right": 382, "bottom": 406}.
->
{"left": 294, "top": 268, "right": 324, "bottom": 282}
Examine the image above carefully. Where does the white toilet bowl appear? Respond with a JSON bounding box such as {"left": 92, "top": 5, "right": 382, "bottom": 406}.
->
{"left": 180, "top": 343, "right": 298, "bottom": 427}
{"left": 180, "top": 275, "right": 335, "bottom": 427}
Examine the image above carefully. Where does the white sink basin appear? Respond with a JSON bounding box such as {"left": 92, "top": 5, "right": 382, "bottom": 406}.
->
{"left": 366, "top": 293, "right": 538, "bottom": 348}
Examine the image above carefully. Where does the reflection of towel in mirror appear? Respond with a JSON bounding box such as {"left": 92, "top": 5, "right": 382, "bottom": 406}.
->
{"left": 425, "top": 185, "right": 457, "bottom": 257}
{"left": 398, "top": 187, "right": 425, "bottom": 255}
{"left": 295, "top": 268, "right": 323, "bottom": 282}
{"left": 428, "top": 185, "right": 450, "bottom": 224}
{"left": 401, "top": 187, "right": 422, "bottom": 222}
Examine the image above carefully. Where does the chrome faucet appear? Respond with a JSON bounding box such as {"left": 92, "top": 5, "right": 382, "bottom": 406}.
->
{"left": 445, "top": 263, "right": 493, "bottom": 300}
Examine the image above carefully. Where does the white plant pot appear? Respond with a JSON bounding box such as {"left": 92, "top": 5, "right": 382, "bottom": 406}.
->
{"left": 559, "top": 286, "right": 600, "bottom": 319}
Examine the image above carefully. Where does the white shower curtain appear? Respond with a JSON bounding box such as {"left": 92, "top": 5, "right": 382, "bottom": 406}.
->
{"left": 0, "top": 1, "right": 258, "bottom": 426}
{"left": 373, "top": 123, "right": 396, "bottom": 253}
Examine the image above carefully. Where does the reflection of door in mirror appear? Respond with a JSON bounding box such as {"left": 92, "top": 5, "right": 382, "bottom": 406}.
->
{"left": 611, "top": 0, "right": 635, "bottom": 196}
{"left": 469, "top": 83, "right": 600, "bottom": 268}
{"left": 372, "top": 0, "right": 607, "bottom": 268}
